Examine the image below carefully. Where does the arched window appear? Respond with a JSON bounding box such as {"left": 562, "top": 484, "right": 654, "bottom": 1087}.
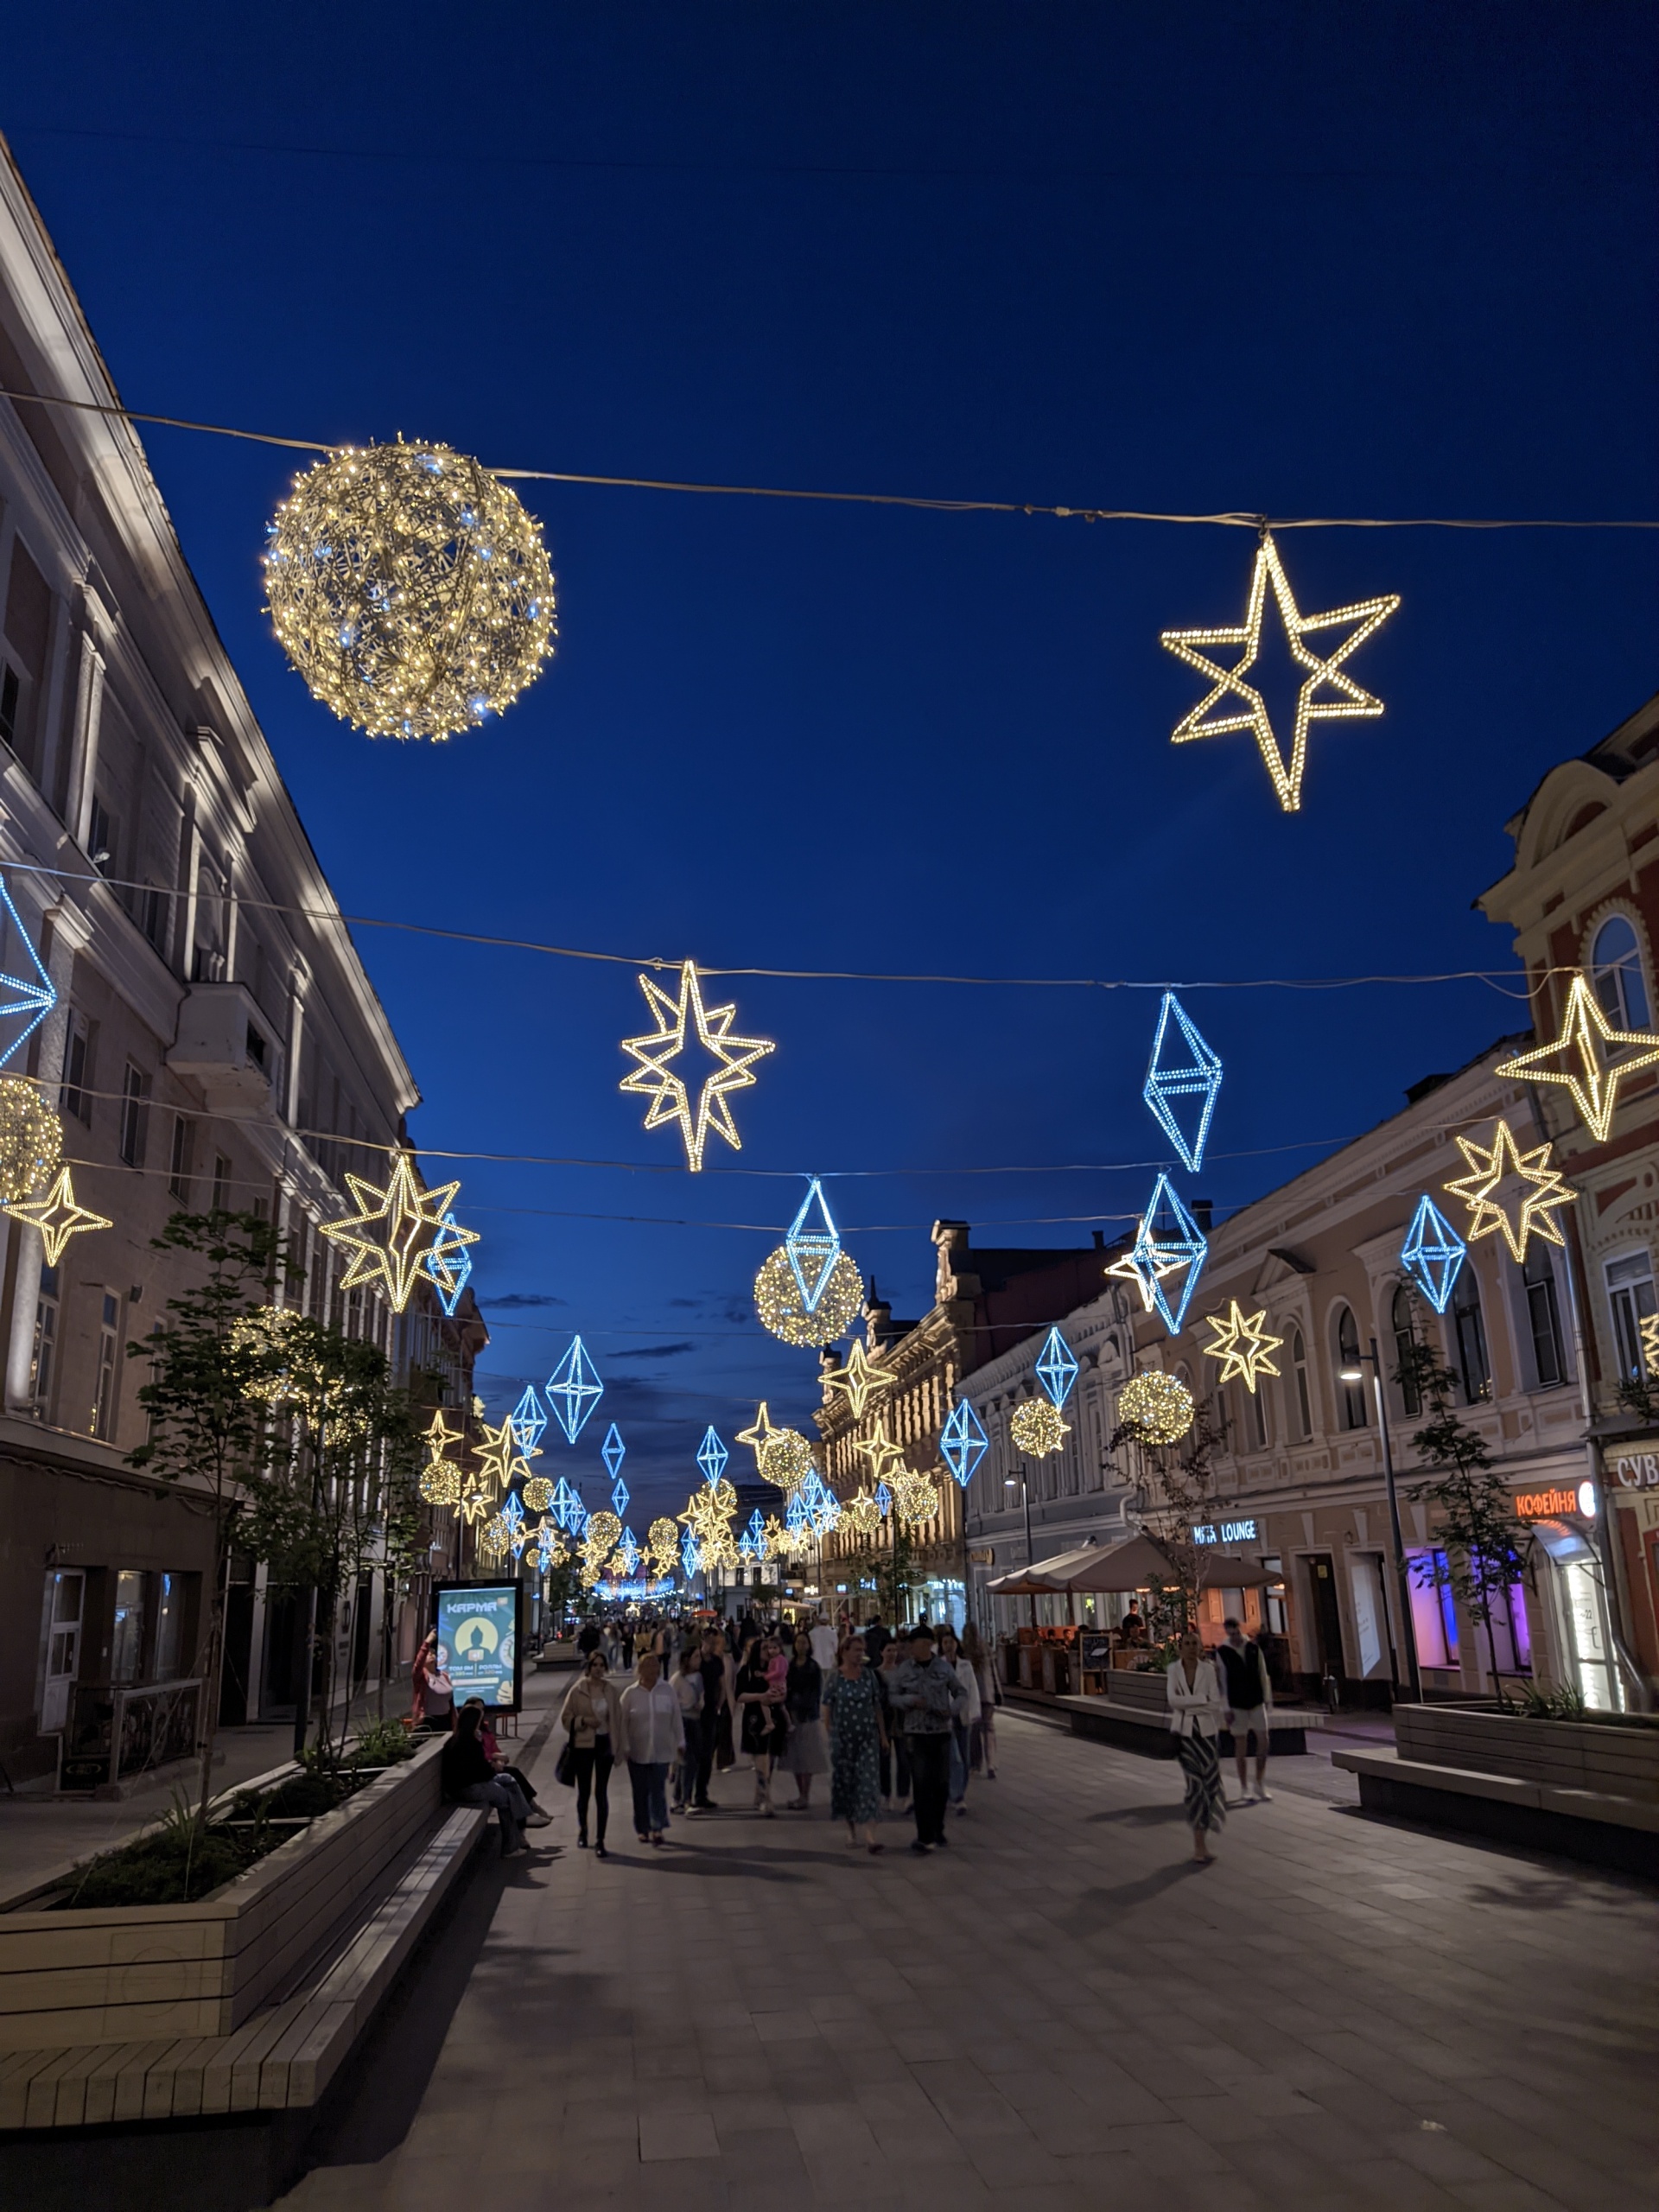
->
{"left": 1336, "top": 1307, "right": 1366, "bottom": 1429}
{"left": 1391, "top": 1284, "right": 1421, "bottom": 1415}
{"left": 1452, "top": 1266, "right": 1491, "bottom": 1405}
{"left": 1287, "top": 1326, "right": 1311, "bottom": 1440}
{"left": 1245, "top": 1376, "right": 1268, "bottom": 1449}
{"left": 1592, "top": 914, "right": 1651, "bottom": 1029}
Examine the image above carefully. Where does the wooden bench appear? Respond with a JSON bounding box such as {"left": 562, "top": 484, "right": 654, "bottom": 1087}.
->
{"left": 0, "top": 1804, "right": 486, "bottom": 2133}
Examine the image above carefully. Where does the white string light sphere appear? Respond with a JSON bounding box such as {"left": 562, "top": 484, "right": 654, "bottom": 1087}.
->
{"left": 1010, "top": 1398, "right": 1069, "bottom": 1459}
{"left": 758, "top": 1429, "right": 814, "bottom": 1490}
{"left": 420, "top": 1459, "right": 461, "bottom": 1507}
{"left": 1117, "top": 1370, "right": 1196, "bottom": 1444}
{"left": 753, "top": 1244, "right": 863, "bottom": 1346}
{"left": 0, "top": 1079, "right": 63, "bottom": 1205}
{"left": 263, "top": 440, "right": 556, "bottom": 740}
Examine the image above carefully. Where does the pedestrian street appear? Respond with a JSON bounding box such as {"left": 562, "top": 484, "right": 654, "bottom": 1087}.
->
{"left": 282, "top": 1681, "right": 1658, "bottom": 2212}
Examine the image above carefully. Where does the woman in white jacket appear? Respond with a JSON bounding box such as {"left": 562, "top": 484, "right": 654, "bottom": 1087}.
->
{"left": 618, "top": 1652, "right": 685, "bottom": 1847}
{"left": 1166, "top": 1629, "right": 1227, "bottom": 1863}
{"left": 938, "top": 1628, "right": 982, "bottom": 1815}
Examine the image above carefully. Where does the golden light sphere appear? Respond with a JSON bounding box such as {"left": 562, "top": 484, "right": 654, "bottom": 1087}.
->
{"left": 583, "top": 1510, "right": 622, "bottom": 1562}
{"left": 1010, "top": 1397, "right": 1069, "bottom": 1459}
{"left": 758, "top": 1428, "right": 813, "bottom": 1489}
{"left": 0, "top": 1078, "right": 62, "bottom": 1205}
{"left": 1118, "top": 1370, "right": 1196, "bottom": 1444}
{"left": 419, "top": 1459, "right": 461, "bottom": 1506}
{"left": 263, "top": 441, "right": 556, "bottom": 740}
{"left": 753, "top": 1245, "right": 864, "bottom": 1347}
{"left": 522, "top": 1476, "right": 554, "bottom": 1511}
{"left": 892, "top": 1471, "right": 942, "bottom": 1524}
{"left": 478, "top": 1517, "right": 511, "bottom": 1562}
{"left": 846, "top": 1491, "right": 883, "bottom": 1536}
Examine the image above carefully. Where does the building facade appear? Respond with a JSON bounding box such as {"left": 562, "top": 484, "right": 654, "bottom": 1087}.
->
{"left": 1478, "top": 689, "right": 1659, "bottom": 1696}
{"left": 0, "top": 140, "right": 471, "bottom": 1782}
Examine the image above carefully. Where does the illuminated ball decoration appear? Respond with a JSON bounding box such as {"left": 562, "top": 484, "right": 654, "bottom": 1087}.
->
{"left": 522, "top": 1476, "right": 554, "bottom": 1512}
{"left": 892, "top": 1471, "right": 942, "bottom": 1525}
{"left": 753, "top": 1245, "right": 863, "bottom": 1347}
{"left": 846, "top": 1491, "right": 883, "bottom": 1536}
{"left": 758, "top": 1429, "right": 813, "bottom": 1490}
{"left": 1117, "top": 1370, "right": 1195, "bottom": 1445}
{"left": 1010, "top": 1398, "right": 1069, "bottom": 1459}
{"left": 419, "top": 1459, "right": 461, "bottom": 1507}
{"left": 263, "top": 441, "right": 556, "bottom": 741}
{"left": 478, "top": 1516, "right": 511, "bottom": 1563}
{"left": 0, "top": 1079, "right": 62, "bottom": 1205}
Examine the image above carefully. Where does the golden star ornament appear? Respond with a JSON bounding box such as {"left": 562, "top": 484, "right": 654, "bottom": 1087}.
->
{"left": 855, "top": 1421, "right": 909, "bottom": 1485}
{"left": 1160, "top": 531, "right": 1400, "bottom": 813}
{"left": 320, "top": 1153, "right": 478, "bottom": 1313}
{"left": 473, "top": 1414, "right": 539, "bottom": 1498}
{"left": 619, "top": 960, "right": 775, "bottom": 1173}
{"left": 736, "top": 1402, "right": 783, "bottom": 1466}
{"left": 3, "top": 1166, "right": 111, "bottom": 1265}
{"left": 1443, "top": 1120, "right": 1577, "bottom": 1262}
{"left": 1200, "top": 1300, "right": 1285, "bottom": 1395}
{"left": 1496, "top": 974, "right": 1659, "bottom": 1145}
{"left": 820, "top": 1338, "right": 897, "bottom": 1418}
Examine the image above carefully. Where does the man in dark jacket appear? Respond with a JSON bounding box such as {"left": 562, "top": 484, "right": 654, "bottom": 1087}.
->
{"left": 1217, "top": 1618, "right": 1274, "bottom": 1802}
{"left": 887, "top": 1624, "right": 968, "bottom": 1853}
{"left": 862, "top": 1614, "right": 891, "bottom": 1666}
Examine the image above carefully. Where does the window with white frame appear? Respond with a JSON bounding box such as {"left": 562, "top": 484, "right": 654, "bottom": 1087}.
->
{"left": 1287, "top": 1325, "right": 1312, "bottom": 1440}
{"left": 1522, "top": 1243, "right": 1567, "bottom": 1389}
{"left": 90, "top": 1292, "right": 120, "bottom": 1440}
{"left": 1590, "top": 914, "right": 1651, "bottom": 1030}
{"left": 1336, "top": 1307, "right": 1366, "bottom": 1429}
{"left": 1605, "top": 1249, "right": 1656, "bottom": 1383}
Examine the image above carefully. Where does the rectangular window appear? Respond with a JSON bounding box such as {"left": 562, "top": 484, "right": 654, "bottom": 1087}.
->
{"left": 140, "top": 884, "right": 170, "bottom": 956}
{"left": 1408, "top": 1548, "right": 1460, "bottom": 1668}
{"left": 87, "top": 796, "right": 117, "bottom": 874}
{"left": 60, "top": 1012, "right": 95, "bottom": 1125}
{"left": 110, "top": 1568, "right": 144, "bottom": 1685}
{"left": 29, "top": 1265, "right": 59, "bottom": 1415}
{"left": 153, "top": 1572, "right": 185, "bottom": 1681}
{"left": 1523, "top": 1246, "right": 1566, "bottom": 1389}
{"left": 91, "top": 1292, "right": 119, "bottom": 1440}
{"left": 1605, "top": 1250, "right": 1656, "bottom": 1382}
{"left": 118, "top": 1062, "right": 149, "bottom": 1167}
{"left": 212, "top": 1153, "right": 231, "bottom": 1213}
{"left": 168, "top": 1114, "right": 194, "bottom": 1202}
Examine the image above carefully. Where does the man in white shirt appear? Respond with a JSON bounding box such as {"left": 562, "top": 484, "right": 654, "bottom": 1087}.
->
{"left": 618, "top": 1654, "right": 685, "bottom": 1846}
{"left": 808, "top": 1614, "right": 839, "bottom": 1670}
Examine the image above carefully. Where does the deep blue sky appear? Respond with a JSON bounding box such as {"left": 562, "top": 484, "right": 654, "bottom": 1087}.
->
{"left": 6, "top": 3, "right": 1656, "bottom": 1529}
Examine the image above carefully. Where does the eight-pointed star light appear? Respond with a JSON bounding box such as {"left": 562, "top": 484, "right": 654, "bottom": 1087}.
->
{"left": 1201, "top": 1300, "right": 1286, "bottom": 1395}
{"left": 1443, "top": 1121, "right": 1577, "bottom": 1262}
{"left": 619, "top": 959, "right": 776, "bottom": 1173}
{"left": 320, "top": 1153, "right": 477, "bottom": 1313}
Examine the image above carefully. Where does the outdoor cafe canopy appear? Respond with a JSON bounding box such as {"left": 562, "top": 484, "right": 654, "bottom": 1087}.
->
{"left": 985, "top": 1533, "right": 1281, "bottom": 1596}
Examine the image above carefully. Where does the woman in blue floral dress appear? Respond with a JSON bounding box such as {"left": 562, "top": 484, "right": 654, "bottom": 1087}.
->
{"left": 823, "top": 1636, "right": 887, "bottom": 1853}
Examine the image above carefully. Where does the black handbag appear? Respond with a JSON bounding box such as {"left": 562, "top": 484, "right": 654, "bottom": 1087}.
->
{"left": 553, "top": 1737, "right": 576, "bottom": 1788}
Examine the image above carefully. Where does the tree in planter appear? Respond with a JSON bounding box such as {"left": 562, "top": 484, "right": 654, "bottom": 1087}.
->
{"left": 235, "top": 1310, "right": 426, "bottom": 1763}
{"left": 1110, "top": 1395, "right": 1229, "bottom": 1641}
{"left": 1394, "top": 1331, "right": 1530, "bottom": 1696}
{"left": 127, "top": 1210, "right": 296, "bottom": 1832}
{"left": 876, "top": 1522, "right": 917, "bottom": 1624}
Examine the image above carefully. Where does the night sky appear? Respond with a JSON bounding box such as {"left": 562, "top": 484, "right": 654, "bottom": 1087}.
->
{"left": 5, "top": 4, "right": 1656, "bottom": 1529}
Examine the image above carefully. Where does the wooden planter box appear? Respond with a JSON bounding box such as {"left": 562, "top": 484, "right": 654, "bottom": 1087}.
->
{"left": 1394, "top": 1704, "right": 1659, "bottom": 1805}
{"left": 0, "top": 1737, "right": 445, "bottom": 2052}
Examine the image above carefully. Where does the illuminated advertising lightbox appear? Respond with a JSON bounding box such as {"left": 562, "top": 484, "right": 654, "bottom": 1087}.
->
{"left": 434, "top": 1582, "right": 522, "bottom": 1711}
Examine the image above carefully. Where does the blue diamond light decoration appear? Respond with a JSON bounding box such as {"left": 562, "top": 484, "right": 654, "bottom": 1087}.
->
{"left": 1142, "top": 991, "right": 1224, "bottom": 1173}
{"left": 940, "top": 1399, "right": 989, "bottom": 1488}
{"left": 611, "top": 1473, "right": 630, "bottom": 1518}
{"left": 785, "top": 1177, "right": 842, "bottom": 1313}
{"left": 785, "top": 1491, "right": 810, "bottom": 1538}
{"left": 1034, "top": 1326, "right": 1079, "bottom": 1409}
{"left": 0, "top": 874, "right": 56, "bottom": 1071}
{"left": 746, "top": 1508, "right": 766, "bottom": 1548}
{"left": 424, "top": 1213, "right": 474, "bottom": 1317}
{"left": 601, "top": 1422, "right": 626, "bottom": 1481}
{"left": 614, "top": 1526, "right": 640, "bottom": 1576}
{"left": 1109, "top": 1173, "right": 1208, "bottom": 1333}
{"left": 1402, "top": 1195, "right": 1467, "bottom": 1315}
{"left": 501, "top": 1491, "right": 527, "bottom": 1552}
{"left": 874, "top": 1480, "right": 893, "bottom": 1518}
{"left": 546, "top": 1336, "right": 603, "bottom": 1443}
{"left": 550, "top": 1476, "right": 587, "bottom": 1533}
{"left": 681, "top": 1525, "right": 702, "bottom": 1578}
{"left": 697, "top": 1426, "right": 729, "bottom": 1486}
{"left": 509, "top": 1385, "right": 547, "bottom": 1453}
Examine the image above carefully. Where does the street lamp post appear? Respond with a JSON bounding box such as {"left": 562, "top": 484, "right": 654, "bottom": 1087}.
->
{"left": 1005, "top": 1473, "right": 1037, "bottom": 1630}
{"left": 1339, "top": 1337, "right": 1421, "bottom": 1704}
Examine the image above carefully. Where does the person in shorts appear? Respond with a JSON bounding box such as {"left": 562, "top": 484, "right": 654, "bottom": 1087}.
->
{"left": 1216, "top": 1617, "right": 1273, "bottom": 1801}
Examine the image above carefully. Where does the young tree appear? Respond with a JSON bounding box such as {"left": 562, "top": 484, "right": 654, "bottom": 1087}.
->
{"left": 1112, "top": 1396, "right": 1228, "bottom": 1638}
{"left": 127, "top": 1210, "right": 294, "bottom": 1829}
{"left": 876, "top": 1521, "right": 917, "bottom": 1623}
{"left": 1394, "top": 1331, "right": 1529, "bottom": 1694}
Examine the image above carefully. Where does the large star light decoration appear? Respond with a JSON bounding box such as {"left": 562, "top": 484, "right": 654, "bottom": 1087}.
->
{"left": 1496, "top": 974, "right": 1659, "bottom": 1146}
{"left": 3, "top": 1166, "right": 111, "bottom": 1266}
{"left": 1443, "top": 1121, "right": 1577, "bottom": 1262}
{"left": 619, "top": 959, "right": 776, "bottom": 1173}
{"left": 855, "top": 1421, "right": 909, "bottom": 1487}
{"left": 736, "top": 1402, "right": 783, "bottom": 1467}
{"left": 1160, "top": 532, "right": 1400, "bottom": 813}
{"left": 321, "top": 1154, "right": 478, "bottom": 1313}
{"left": 474, "top": 1414, "right": 539, "bottom": 1497}
{"left": 821, "top": 1338, "right": 897, "bottom": 1419}
{"left": 1201, "top": 1300, "right": 1285, "bottom": 1395}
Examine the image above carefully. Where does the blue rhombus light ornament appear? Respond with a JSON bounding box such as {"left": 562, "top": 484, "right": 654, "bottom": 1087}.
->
{"left": 601, "top": 1422, "right": 626, "bottom": 1481}
{"left": 550, "top": 1477, "right": 587, "bottom": 1534}
{"left": 1401, "top": 1195, "right": 1467, "bottom": 1314}
{"left": 509, "top": 1385, "right": 547, "bottom": 1453}
{"left": 546, "top": 1336, "right": 603, "bottom": 1443}
{"left": 1034, "top": 1326, "right": 1079, "bottom": 1408}
{"left": 874, "top": 1480, "right": 893, "bottom": 1518}
{"left": 785, "top": 1178, "right": 842, "bottom": 1313}
{"left": 1108, "top": 1173, "right": 1209, "bottom": 1334}
{"left": 939, "top": 1399, "right": 989, "bottom": 1488}
{"left": 696, "top": 1426, "right": 729, "bottom": 1486}
{"left": 611, "top": 1474, "right": 630, "bottom": 1518}
{"left": 680, "top": 1525, "right": 702, "bottom": 1578}
{"left": 1142, "top": 991, "right": 1224, "bottom": 1173}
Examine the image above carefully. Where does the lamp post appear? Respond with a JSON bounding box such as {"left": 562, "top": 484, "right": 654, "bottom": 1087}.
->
{"left": 1339, "top": 1337, "right": 1421, "bottom": 1703}
{"left": 1005, "top": 1472, "right": 1037, "bottom": 1630}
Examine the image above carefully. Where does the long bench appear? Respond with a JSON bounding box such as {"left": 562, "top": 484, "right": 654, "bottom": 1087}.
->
{"left": 1006, "top": 1672, "right": 1323, "bottom": 1756}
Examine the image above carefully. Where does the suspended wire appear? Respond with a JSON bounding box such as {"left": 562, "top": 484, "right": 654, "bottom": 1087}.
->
{"left": 0, "top": 385, "right": 1653, "bottom": 532}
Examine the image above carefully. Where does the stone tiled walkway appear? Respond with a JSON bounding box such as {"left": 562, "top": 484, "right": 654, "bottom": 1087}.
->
{"left": 284, "top": 1687, "right": 1658, "bottom": 2212}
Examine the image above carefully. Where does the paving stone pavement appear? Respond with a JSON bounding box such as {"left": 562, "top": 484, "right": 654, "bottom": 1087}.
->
{"left": 284, "top": 1689, "right": 1659, "bottom": 2212}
